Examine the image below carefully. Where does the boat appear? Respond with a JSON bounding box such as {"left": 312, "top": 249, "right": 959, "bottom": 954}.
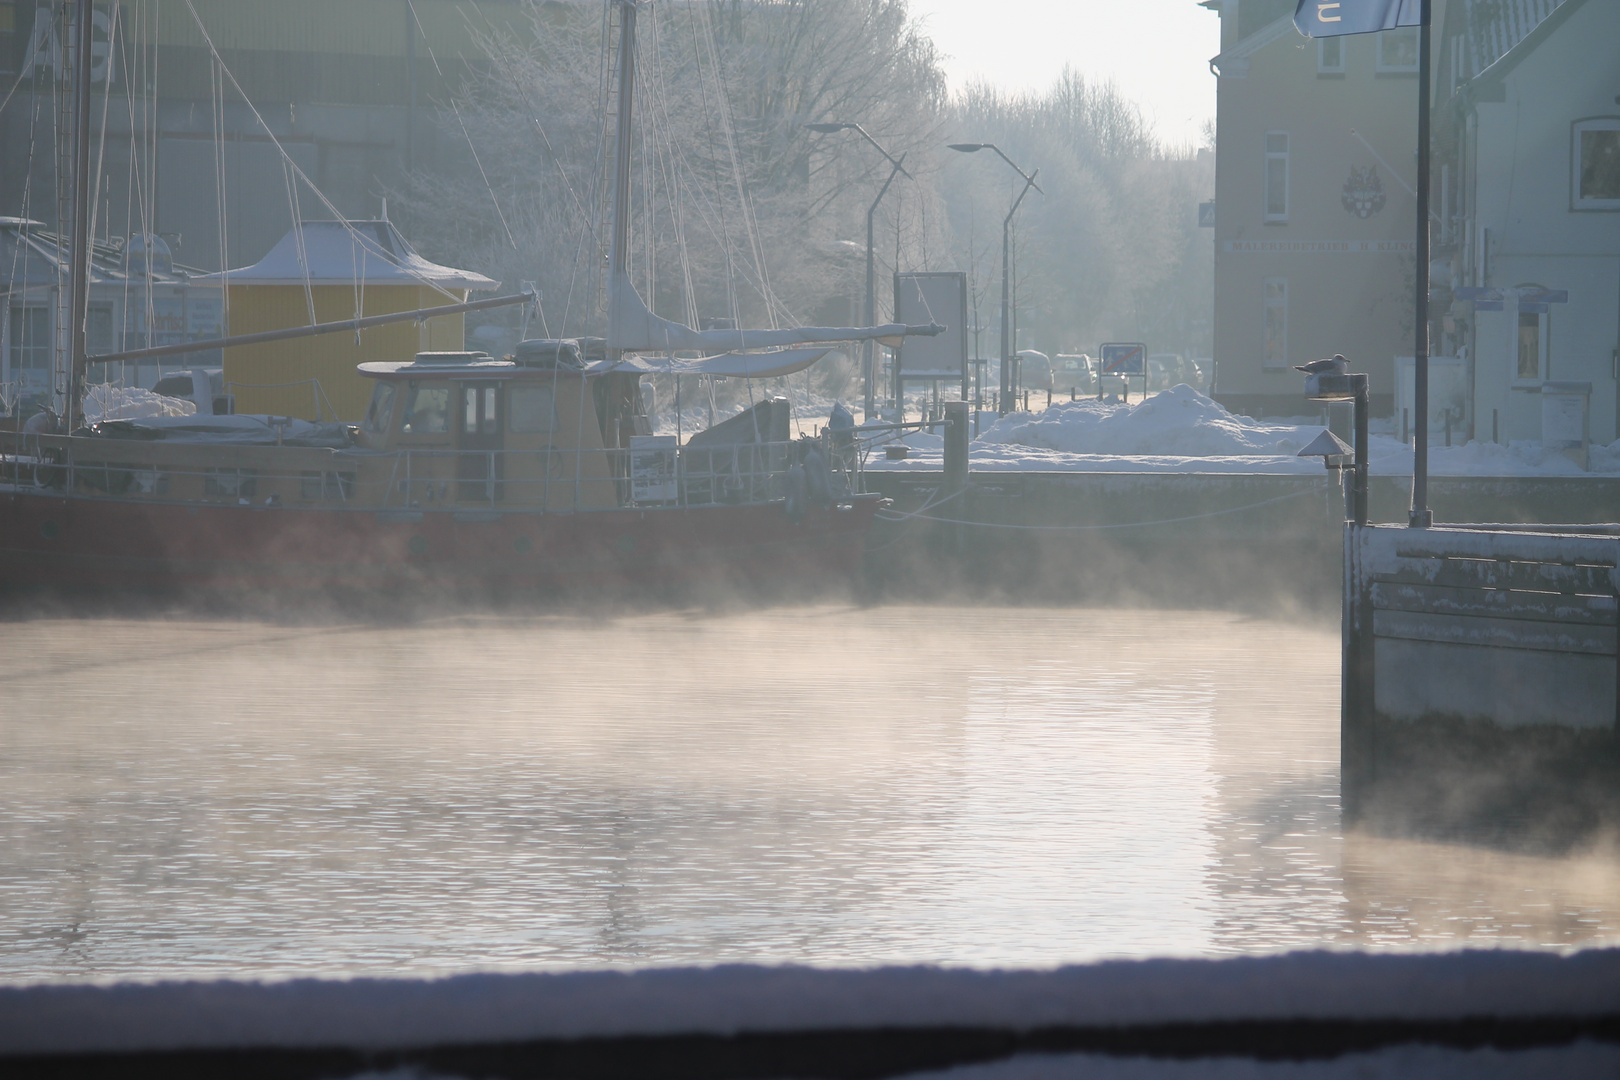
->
{"left": 0, "top": 0, "right": 940, "bottom": 598}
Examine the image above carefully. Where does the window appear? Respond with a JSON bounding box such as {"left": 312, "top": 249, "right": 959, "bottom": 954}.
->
{"left": 400, "top": 384, "right": 449, "bottom": 435}
{"left": 1317, "top": 37, "right": 1344, "bottom": 76}
{"left": 1264, "top": 133, "right": 1289, "bottom": 223}
{"left": 1573, "top": 118, "right": 1620, "bottom": 210}
{"left": 1263, "top": 278, "right": 1288, "bottom": 370}
{"left": 509, "top": 386, "right": 556, "bottom": 434}
{"left": 87, "top": 303, "right": 115, "bottom": 355}
{"left": 462, "top": 385, "right": 498, "bottom": 435}
{"left": 8, "top": 305, "right": 51, "bottom": 373}
{"left": 205, "top": 468, "right": 257, "bottom": 499}
{"left": 1516, "top": 310, "right": 1550, "bottom": 382}
{"left": 363, "top": 382, "right": 396, "bottom": 434}
{"left": 1377, "top": 27, "right": 1419, "bottom": 73}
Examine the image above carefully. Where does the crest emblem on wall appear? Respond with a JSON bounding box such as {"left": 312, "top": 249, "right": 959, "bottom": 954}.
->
{"left": 1341, "top": 166, "right": 1387, "bottom": 219}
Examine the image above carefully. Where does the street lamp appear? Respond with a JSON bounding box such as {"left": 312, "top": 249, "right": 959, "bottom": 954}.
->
{"left": 949, "top": 143, "right": 1041, "bottom": 415}
{"left": 805, "top": 122, "right": 911, "bottom": 420}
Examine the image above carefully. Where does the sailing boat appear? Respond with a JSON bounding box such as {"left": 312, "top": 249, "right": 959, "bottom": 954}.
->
{"left": 0, "top": 0, "right": 940, "bottom": 597}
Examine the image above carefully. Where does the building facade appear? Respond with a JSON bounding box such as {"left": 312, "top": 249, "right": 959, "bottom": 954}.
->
{"left": 1437, "top": 0, "right": 1620, "bottom": 445}
{"left": 1204, "top": 0, "right": 1432, "bottom": 417}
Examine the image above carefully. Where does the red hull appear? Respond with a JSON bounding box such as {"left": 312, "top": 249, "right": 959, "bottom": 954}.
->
{"left": 0, "top": 489, "right": 879, "bottom": 595}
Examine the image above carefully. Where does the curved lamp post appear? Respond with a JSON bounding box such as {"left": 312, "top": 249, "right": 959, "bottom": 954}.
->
{"left": 805, "top": 122, "right": 911, "bottom": 419}
{"left": 949, "top": 143, "right": 1040, "bottom": 415}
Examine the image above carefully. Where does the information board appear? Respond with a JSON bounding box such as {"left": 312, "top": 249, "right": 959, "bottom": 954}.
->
{"left": 894, "top": 272, "right": 967, "bottom": 381}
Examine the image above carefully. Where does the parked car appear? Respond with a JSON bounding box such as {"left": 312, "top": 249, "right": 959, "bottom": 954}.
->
{"left": 1053, "top": 354, "right": 1097, "bottom": 394}
{"left": 1015, "top": 349, "right": 1053, "bottom": 391}
{"left": 1146, "top": 354, "right": 1208, "bottom": 392}
{"left": 152, "top": 368, "right": 233, "bottom": 415}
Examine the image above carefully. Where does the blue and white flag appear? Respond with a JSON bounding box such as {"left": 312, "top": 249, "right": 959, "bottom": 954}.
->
{"left": 1294, "top": 0, "right": 1423, "bottom": 37}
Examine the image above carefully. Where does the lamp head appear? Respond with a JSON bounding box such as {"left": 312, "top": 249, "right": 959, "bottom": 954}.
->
{"left": 806, "top": 122, "right": 854, "bottom": 134}
{"left": 948, "top": 143, "right": 987, "bottom": 153}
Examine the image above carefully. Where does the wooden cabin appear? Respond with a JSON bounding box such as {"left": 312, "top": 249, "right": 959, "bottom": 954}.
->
{"left": 198, "top": 220, "right": 496, "bottom": 423}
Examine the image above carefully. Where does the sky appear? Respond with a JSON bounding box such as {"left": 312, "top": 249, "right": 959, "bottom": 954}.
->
{"left": 907, "top": 0, "right": 1222, "bottom": 149}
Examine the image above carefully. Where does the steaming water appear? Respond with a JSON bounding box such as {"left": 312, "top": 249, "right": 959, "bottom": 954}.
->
{"left": 2, "top": 605, "right": 1618, "bottom": 984}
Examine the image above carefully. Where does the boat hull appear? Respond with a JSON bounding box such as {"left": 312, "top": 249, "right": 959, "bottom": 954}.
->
{"left": 0, "top": 489, "right": 879, "bottom": 598}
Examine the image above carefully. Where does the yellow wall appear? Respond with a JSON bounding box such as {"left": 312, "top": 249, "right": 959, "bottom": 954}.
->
{"left": 223, "top": 285, "right": 465, "bottom": 421}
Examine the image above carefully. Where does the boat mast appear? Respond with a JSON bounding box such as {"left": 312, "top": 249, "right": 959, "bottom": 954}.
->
{"left": 607, "top": 0, "right": 638, "bottom": 364}
{"left": 65, "top": 0, "right": 94, "bottom": 431}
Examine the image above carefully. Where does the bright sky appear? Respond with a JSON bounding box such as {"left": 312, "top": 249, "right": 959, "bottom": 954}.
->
{"left": 908, "top": 0, "right": 1222, "bottom": 149}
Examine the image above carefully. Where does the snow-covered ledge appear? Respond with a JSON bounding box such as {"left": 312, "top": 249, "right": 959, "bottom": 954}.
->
{"left": 3, "top": 951, "right": 1619, "bottom": 1059}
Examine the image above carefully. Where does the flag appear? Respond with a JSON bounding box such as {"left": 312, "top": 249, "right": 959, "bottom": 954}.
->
{"left": 1294, "top": 0, "right": 1424, "bottom": 37}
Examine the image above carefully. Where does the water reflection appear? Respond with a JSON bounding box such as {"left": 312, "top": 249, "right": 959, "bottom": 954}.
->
{"left": 0, "top": 605, "right": 1616, "bottom": 983}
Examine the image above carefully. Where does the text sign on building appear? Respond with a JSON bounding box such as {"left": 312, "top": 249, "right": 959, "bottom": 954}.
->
{"left": 894, "top": 272, "right": 967, "bottom": 381}
{"left": 1099, "top": 342, "right": 1147, "bottom": 376}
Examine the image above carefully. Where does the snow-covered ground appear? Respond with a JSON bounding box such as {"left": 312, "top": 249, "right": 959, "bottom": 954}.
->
{"left": 862, "top": 385, "right": 1620, "bottom": 477}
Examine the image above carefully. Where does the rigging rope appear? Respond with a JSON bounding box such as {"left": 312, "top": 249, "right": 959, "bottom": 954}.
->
{"left": 179, "top": 0, "right": 460, "bottom": 301}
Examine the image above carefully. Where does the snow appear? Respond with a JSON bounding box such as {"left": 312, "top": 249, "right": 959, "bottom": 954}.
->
{"left": 3, "top": 950, "right": 1620, "bottom": 1055}
{"left": 889, "top": 1042, "right": 1620, "bottom": 1079}
{"left": 864, "top": 385, "right": 1620, "bottom": 478}
{"left": 81, "top": 384, "right": 195, "bottom": 425}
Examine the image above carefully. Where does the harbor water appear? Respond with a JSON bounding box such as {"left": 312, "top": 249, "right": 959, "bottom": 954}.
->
{"left": 3, "top": 605, "right": 1619, "bottom": 984}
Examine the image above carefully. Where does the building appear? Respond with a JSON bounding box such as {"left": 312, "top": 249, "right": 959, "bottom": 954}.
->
{"left": 197, "top": 218, "right": 496, "bottom": 421}
{"left": 1436, "top": 0, "right": 1620, "bottom": 445}
{"left": 0, "top": 0, "right": 532, "bottom": 272}
{"left": 0, "top": 218, "right": 220, "bottom": 413}
{"left": 1203, "top": 0, "right": 1432, "bottom": 417}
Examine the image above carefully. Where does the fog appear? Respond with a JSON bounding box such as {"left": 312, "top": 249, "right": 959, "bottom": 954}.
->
{"left": 3, "top": 604, "right": 1617, "bottom": 984}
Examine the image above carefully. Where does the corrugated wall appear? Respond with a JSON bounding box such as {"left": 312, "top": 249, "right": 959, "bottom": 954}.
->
{"left": 223, "top": 284, "right": 465, "bottom": 421}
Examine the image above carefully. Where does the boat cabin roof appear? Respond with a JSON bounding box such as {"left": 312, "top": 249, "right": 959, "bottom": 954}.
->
{"left": 358, "top": 351, "right": 588, "bottom": 380}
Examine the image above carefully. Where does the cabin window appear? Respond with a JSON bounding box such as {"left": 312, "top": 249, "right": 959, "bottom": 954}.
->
{"left": 1573, "top": 118, "right": 1620, "bottom": 210}
{"left": 509, "top": 385, "right": 556, "bottom": 434}
{"left": 463, "top": 385, "right": 498, "bottom": 434}
{"left": 401, "top": 384, "right": 450, "bottom": 435}
{"left": 363, "top": 382, "right": 396, "bottom": 434}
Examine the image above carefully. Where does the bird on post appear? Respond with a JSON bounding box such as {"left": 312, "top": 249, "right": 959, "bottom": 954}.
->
{"left": 1295, "top": 354, "right": 1348, "bottom": 376}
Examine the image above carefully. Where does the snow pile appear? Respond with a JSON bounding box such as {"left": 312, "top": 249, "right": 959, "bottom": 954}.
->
{"left": 1367, "top": 436, "right": 1609, "bottom": 477}
{"left": 977, "top": 386, "right": 1314, "bottom": 458}
{"left": 82, "top": 385, "right": 195, "bottom": 425}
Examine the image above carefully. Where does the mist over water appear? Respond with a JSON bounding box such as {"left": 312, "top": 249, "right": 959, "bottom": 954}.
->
{"left": 2, "top": 605, "right": 1618, "bottom": 984}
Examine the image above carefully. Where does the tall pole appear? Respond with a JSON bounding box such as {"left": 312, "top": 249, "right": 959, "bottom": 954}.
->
{"left": 1410, "top": 0, "right": 1433, "bottom": 528}
{"left": 999, "top": 176, "right": 1036, "bottom": 416}
{"left": 66, "top": 0, "right": 93, "bottom": 432}
{"left": 865, "top": 156, "right": 904, "bottom": 419}
{"left": 608, "top": 0, "right": 638, "bottom": 364}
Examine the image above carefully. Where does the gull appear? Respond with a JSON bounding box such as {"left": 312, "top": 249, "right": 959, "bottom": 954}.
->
{"left": 1295, "top": 354, "right": 1348, "bottom": 375}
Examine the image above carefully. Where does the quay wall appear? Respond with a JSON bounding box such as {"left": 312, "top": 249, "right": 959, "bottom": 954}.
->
{"left": 862, "top": 471, "right": 1620, "bottom": 611}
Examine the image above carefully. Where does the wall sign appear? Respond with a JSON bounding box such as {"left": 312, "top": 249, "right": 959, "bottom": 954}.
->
{"left": 1341, "top": 166, "right": 1387, "bottom": 218}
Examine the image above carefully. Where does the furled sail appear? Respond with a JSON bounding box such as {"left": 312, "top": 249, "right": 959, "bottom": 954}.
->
{"left": 587, "top": 346, "right": 834, "bottom": 380}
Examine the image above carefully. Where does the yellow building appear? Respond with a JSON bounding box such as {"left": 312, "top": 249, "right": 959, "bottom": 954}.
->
{"left": 200, "top": 219, "right": 496, "bottom": 421}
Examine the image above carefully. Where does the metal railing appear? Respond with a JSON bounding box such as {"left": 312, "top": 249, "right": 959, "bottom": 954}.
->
{"left": 0, "top": 430, "right": 863, "bottom": 514}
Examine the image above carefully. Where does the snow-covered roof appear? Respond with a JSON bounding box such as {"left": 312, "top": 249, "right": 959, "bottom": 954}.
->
{"left": 195, "top": 220, "right": 497, "bottom": 291}
{"left": 0, "top": 217, "right": 196, "bottom": 292}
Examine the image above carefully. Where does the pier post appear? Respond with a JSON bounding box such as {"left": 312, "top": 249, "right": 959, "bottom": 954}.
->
{"left": 943, "top": 400, "right": 970, "bottom": 553}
